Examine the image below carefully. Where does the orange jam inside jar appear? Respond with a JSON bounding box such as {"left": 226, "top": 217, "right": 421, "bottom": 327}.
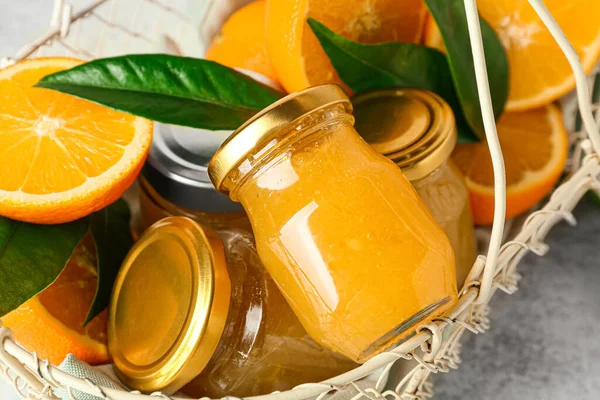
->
{"left": 109, "top": 217, "right": 356, "bottom": 398}
{"left": 137, "top": 123, "right": 250, "bottom": 234}
{"left": 208, "top": 84, "right": 458, "bottom": 362}
{"left": 353, "top": 88, "right": 477, "bottom": 290}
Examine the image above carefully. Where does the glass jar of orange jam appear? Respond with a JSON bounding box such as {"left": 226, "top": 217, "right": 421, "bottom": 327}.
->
{"left": 353, "top": 88, "right": 477, "bottom": 290}
{"left": 109, "top": 217, "right": 356, "bottom": 398}
{"left": 208, "top": 84, "right": 458, "bottom": 362}
{"left": 137, "top": 123, "right": 250, "bottom": 233}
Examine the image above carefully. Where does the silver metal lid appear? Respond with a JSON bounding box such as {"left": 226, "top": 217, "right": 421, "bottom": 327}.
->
{"left": 143, "top": 123, "right": 243, "bottom": 213}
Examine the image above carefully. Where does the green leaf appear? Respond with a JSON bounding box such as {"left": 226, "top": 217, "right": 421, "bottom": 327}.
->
{"left": 85, "top": 199, "right": 133, "bottom": 325}
{"left": 36, "top": 54, "right": 283, "bottom": 130}
{"left": 425, "top": 0, "right": 509, "bottom": 139}
{"left": 0, "top": 217, "right": 89, "bottom": 317}
{"left": 308, "top": 18, "right": 454, "bottom": 96}
{"left": 307, "top": 18, "right": 479, "bottom": 143}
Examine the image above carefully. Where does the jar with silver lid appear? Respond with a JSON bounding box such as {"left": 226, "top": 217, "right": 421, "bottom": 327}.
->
{"left": 137, "top": 123, "right": 250, "bottom": 234}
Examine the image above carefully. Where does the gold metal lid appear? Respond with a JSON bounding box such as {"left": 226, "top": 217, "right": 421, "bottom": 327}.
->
{"left": 208, "top": 84, "right": 352, "bottom": 192}
{"left": 108, "top": 217, "right": 231, "bottom": 394}
{"left": 353, "top": 88, "right": 457, "bottom": 181}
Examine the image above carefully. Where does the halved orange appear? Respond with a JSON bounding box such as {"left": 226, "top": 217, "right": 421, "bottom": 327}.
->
{"left": 452, "top": 104, "right": 568, "bottom": 225}
{"left": 422, "top": 13, "right": 444, "bottom": 52}
{"left": 2, "top": 237, "right": 108, "bottom": 365}
{"left": 0, "top": 57, "right": 153, "bottom": 224}
{"left": 206, "top": 1, "right": 278, "bottom": 82}
{"left": 266, "top": 0, "right": 428, "bottom": 93}
{"left": 423, "top": 0, "right": 600, "bottom": 111}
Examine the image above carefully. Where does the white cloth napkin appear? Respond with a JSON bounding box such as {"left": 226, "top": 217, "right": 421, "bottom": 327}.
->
{"left": 55, "top": 355, "right": 124, "bottom": 400}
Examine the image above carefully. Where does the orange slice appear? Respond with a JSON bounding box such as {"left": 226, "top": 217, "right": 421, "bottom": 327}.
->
{"left": 2, "top": 237, "right": 108, "bottom": 365}
{"left": 266, "top": 0, "right": 428, "bottom": 93}
{"left": 422, "top": 13, "right": 444, "bottom": 52}
{"left": 0, "top": 57, "right": 153, "bottom": 224}
{"left": 423, "top": 0, "right": 600, "bottom": 111}
{"left": 206, "top": 1, "right": 278, "bottom": 82}
{"left": 452, "top": 104, "right": 568, "bottom": 225}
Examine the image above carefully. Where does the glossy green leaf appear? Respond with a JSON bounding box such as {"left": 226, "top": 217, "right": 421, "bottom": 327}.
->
{"left": 308, "top": 18, "right": 456, "bottom": 101}
{"left": 36, "top": 54, "right": 283, "bottom": 130}
{"left": 0, "top": 217, "right": 89, "bottom": 317}
{"left": 425, "top": 0, "right": 509, "bottom": 139}
{"left": 308, "top": 18, "right": 479, "bottom": 143}
{"left": 85, "top": 199, "right": 133, "bottom": 325}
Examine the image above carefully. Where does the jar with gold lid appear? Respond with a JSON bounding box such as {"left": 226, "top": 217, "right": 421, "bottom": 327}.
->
{"left": 353, "top": 88, "right": 477, "bottom": 289}
{"left": 138, "top": 123, "right": 250, "bottom": 233}
{"left": 108, "top": 217, "right": 356, "bottom": 398}
{"left": 208, "top": 84, "right": 458, "bottom": 362}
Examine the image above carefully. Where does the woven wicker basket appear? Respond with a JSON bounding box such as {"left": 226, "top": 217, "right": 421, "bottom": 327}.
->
{"left": 1, "top": 0, "right": 599, "bottom": 399}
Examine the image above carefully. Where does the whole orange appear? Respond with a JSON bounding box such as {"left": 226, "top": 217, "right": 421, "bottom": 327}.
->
{"left": 206, "top": 1, "right": 278, "bottom": 82}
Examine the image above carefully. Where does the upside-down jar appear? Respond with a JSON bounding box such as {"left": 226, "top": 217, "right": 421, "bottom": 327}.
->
{"left": 108, "top": 217, "right": 356, "bottom": 398}
{"left": 353, "top": 88, "right": 477, "bottom": 289}
{"left": 208, "top": 84, "right": 458, "bottom": 362}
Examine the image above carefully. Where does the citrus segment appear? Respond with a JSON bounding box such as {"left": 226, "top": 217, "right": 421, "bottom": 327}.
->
{"left": 0, "top": 57, "right": 153, "bottom": 224}
{"left": 452, "top": 104, "right": 568, "bottom": 225}
{"left": 2, "top": 238, "right": 109, "bottom": 365}
{"left": 205, "top": 1, "right": 278, "bottom": 82}
{"left": 423, "top": 0, "right": 600, "bottom": 111}
{"left": 422, "top": 13, "right": 444, "bottom": 52}
{"left": 266, "top": 0, "right": 428, "bottom": 93}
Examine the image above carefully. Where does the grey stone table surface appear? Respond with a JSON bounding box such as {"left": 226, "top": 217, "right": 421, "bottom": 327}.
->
{"left": 434, "top": 195, "right": 600, "bottom": 400}
{"left": 1, "top": 1, "right": 600, "bottom": 399}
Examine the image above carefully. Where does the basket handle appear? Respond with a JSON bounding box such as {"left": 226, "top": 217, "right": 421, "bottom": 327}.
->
{"left": 466, "top": 0, "right": 600, "bottom": 305}
{"left": 463, "top": 0, "right": 506, "bottom": 305}
{"left": 527, "top": 0, "right": 600, "bottom": 150}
